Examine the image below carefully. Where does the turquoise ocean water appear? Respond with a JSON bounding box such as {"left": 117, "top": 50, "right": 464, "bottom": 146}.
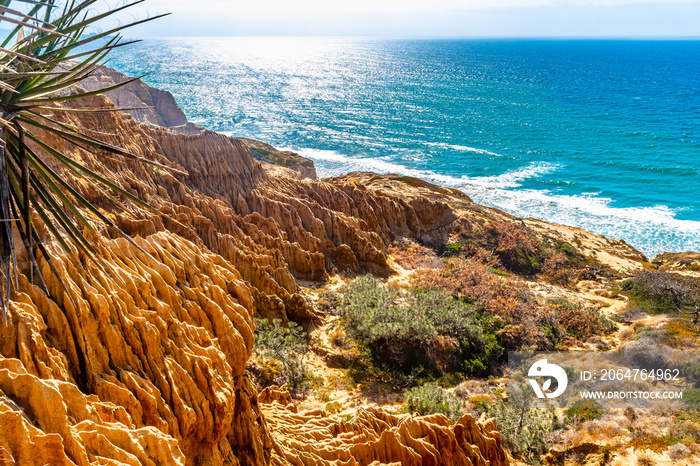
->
{"left": 110, "top": 38, "right": 700, "bottom": 257}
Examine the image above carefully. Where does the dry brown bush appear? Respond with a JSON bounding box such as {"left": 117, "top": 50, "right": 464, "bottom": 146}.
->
{"left": 450, "top": 217, "right": 593, "bottom": 286}
{"left": 553, "top": 303, "right": 615, "bottom": 339}
{"left": 413, "top": 257, "right": 551, "bottom": 348}
{"left": 388, "top": 238, "right": 441, "bottom": 270}
{"left": 484, "top": 220, "right": 540, "bottom": 273}
{"left": 636, "top": 451, "right": 655, "bottom": 466}
{"left": 413, "top": 256, "right": 614, "bottom": 349}
{"left": 667, "top": 443, "right": 692, "bottom": 461}
{"left": 542, "top": 251, "right": 585, "bottom": 286}
{"left": 450, "top": 219, "right": 543, "bottom": 275}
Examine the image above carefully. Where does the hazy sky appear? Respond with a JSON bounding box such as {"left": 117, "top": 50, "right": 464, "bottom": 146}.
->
{"left": 117, "top": 0, "right": 700, "bottom": 38}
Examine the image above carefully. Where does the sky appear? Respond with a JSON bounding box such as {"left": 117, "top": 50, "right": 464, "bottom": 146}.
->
{"left": 113, "top": 0, "right": 700, "bottom": 38}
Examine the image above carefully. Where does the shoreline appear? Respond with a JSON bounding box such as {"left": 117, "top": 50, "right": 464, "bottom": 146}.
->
{"left": 93, "top": 58, "right": 698, "bottom": 262}
{"left": 259, "top": 144, "right": 700, "bottom": 261}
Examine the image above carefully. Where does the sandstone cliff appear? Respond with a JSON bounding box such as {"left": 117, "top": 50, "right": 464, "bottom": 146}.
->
{"left": 0, "top": 69, "right": 526, "bottom": 465}
{"left": 80, "top": 67, "right": 316, "bottom": 181}
{"left": 78, "top": 66, "right": 191, "bottom": 132}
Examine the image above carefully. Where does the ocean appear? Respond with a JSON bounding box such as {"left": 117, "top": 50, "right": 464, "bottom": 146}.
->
{"left": 109, "top": 37, "right": 700, "bottom": 258}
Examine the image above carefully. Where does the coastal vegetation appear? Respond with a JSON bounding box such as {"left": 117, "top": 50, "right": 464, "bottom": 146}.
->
{"left": 338, "top": 275, "right": 502, "bottom": 381}
{"left": 445, "top": 218, "right": 615, "bottom": 285}
{"left": 402, "top": 383, "right": 463, "bottom": 422}
{"left": 620, "top": 270, "right": 700, "bottom": 318}
{"left": 412, "top": 255, "right": 616, "bottom": 349}
{"left": 253, "top": 318, "right": 309, "bottom": 389}
{"left": 563, "top": 400, "right": 604, "bottom": 422}
{"left": 475, "top": 390, "right": 559, "bottom": 463}
{"left": 241, "top": 227, "right": 700, "bottom": 464}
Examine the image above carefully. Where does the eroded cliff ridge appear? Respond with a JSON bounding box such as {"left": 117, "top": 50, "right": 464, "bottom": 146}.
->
{"left": 0, "top": 67, "right": 558, "bottom": 465}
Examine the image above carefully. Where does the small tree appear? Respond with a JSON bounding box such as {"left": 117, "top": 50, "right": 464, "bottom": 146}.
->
{"left": 624, "top": 271, "right": 700, "bottom": 323}
{"left": 478, "top": 386, "right": 559, "bottom": 462}
{"left": 403, "top": 383, "right": 463, "bottom": 422}
{"left": 254, "top": 318, "right": 308, "bottom": 389}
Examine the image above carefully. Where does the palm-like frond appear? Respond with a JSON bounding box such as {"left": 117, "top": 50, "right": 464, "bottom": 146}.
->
{"left": 0, "top": 0, "right": 172, "bottom": 323}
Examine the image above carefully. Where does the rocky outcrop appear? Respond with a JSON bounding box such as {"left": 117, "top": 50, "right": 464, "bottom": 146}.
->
{"left": 78, "top": 65, "right": 196, "bottom": 133}
{"left": 238, "top": 139, "right": 318, "bottom": 181}
{"left": 33, "top": 89, "right": 457, "bottom": 326}
{"left": 84, "top": 67, "right": 318, "bottom": 180}
{"left": 261, "top": 387, "right": 508, "bottom": 466}
{"left": 652, "top": 251, "right": 700, "bottom": 274}
{"left": 522, "top": 218, "right": 648, "bottom": 274}
{"left": 343, "top": 172, "right": 648, "bottom": 275}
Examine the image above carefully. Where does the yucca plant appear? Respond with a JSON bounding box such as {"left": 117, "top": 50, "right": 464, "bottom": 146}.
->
{"left": 0, "top": 0, "right": 173, "bottom": 322}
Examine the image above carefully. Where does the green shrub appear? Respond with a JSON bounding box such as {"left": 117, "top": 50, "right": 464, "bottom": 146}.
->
{"left": 556, "top": 241, "right": 577, "bottom": 256}
{"left": 444, "top": 242, "right": 462, "bottom": 255}
{"left": 683, "top": 359, "right": 700, "bottom": 388}
{"left": 673, "top": 409, "right": 700, "bottom": 425}
{"left": 476, "top": 387, "right": 559, "bottom": 462}
{"left": 564, "top": 400, "right": 604, "bottom": 422}
{"left": 339, "top": 276, "right": 503, "bottom": 378}
{"left": 254, "top": 318, "right": 308, "bottom": 389}
{"left": 682, "top": 389, "right": 700, "bottom": 409}
{"left": 436, "top": 372, "right": 466, "bottom": 389}
{"left": 634, "top": 325, "right": 657, "bottom": 340}
{"left": 488, "top": 266, "right": 510, "bottom": 276}
{"left": 538, "top": 320, "right": 564, "bottom": 348}
{"left": 547, "top": 298, "right": 577, "bottom": 309}
{"left": 316, "top": 387, "right": 332, "bottom": 402}
{"left": 256, "top": 358, "right": 283, "bottom": 388}
{"left": 461, "top": 325, "right": 504, "bottom": 377}
{"left": 403, "top": 383, "right": 463, "bottom": 422}
{"left": 622, "top": 271, "right": 700, "bottom": 315}
{"left": 341, "top": 276, "right": 481, "bottom": 344}
{"left": 344, "top": 345, "right": 410, "bottom": 393}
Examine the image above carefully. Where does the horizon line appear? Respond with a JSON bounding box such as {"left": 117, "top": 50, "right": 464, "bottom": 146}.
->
{"left": 125, "top": 34, "right": 700, "bottom": 41}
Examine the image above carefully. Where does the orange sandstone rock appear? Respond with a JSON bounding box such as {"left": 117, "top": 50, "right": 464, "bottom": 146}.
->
{"left": 261, "top": 387, "right": 508, "bottom": 466}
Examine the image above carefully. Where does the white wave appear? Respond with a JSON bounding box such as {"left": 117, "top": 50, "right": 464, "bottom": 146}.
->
{"left": 291, "top": 147, "right": 700, "bottom": 257}
{"left": 289, "top": 147, "right": 555, "bottom": 190}
{"left": 462, "top": 186, "right": 700, "bottom": 257}
{"left": 458, "top": 163, "right": 559, "bottom": 189}
{"left": 283, "top": 147, "right": 448, "bottom": 180}
{"left": 422, "top": 141, "right": 502, "bottom": 157}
